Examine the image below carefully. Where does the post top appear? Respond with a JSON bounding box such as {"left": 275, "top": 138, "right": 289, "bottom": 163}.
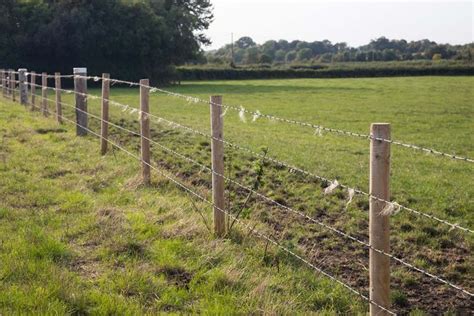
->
{"left": 18, "top": 68, "right": 27, "bottom": 71}
{"left": 73, "top": 67, "right": 87, "bottom": 74}
{"left": 210, "top": 95, "right": 223, "bottom": 102}
{"left": 371, "top": 123, "right": 390, "bottom": 126}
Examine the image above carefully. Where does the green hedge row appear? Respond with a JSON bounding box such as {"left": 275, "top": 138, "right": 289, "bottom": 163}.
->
{"left": 176, "top": 65, "right": 474, "bottom": 81}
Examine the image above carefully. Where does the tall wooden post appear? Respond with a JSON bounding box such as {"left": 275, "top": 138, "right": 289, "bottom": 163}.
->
{"left": 0, "top": 70, "right": 5, "bottom": 97}
{"left": 55, "top": 73, "right": 62, "bottom": 123}
{"left": 210, "top": 95, "right": 226, "bottom": 237}
{"left": 7, "top": 70, "right": 12, "bottom": 97}
{"left": 139, "top": 79, "right": 151, "bottom": 185}
{"left": 30, "top": 72, "right": 36, "bottom": 110}
{"left": 74, "top": 68, "right": 88, "bottom": 136}
{"left": 369, "top": 123, "right": 391, "bottom": 316}
{"left": 41, "top": 73, "right": 48, "bottom": 116}
{"left": 18, "top": 68, "right": 28, "bottom": 105}
{"left": 10, "top": 71, "right": 16, "bottom": 102}
{"left": 100, "top": 73, "right": 110, "bottom": 155}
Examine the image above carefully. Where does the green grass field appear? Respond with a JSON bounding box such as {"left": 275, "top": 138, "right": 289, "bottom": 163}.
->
{"left": 1, "top": 76, "right": 473, "bottom": 314}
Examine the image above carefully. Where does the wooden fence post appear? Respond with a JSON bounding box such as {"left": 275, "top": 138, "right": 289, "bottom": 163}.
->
{"left": 139, "top": 79, "right": 151, "bottom": 185}
{"left": 210, "top": 95, "right": 226, "bottom": 237}
{"left": 100, "top": 73, "right": 110, "bottom": 155}
{"left": 0, "top": 70, "right": 5, "bottom": 97}
{"left": 11, "top": 71, "right": 16, "bottom": 102}
{"left": 369, "top": 123, "right": 391, "bottom": 316}
{"left": 41, "top": 72, "right": 48, "bottom": 116}
{"left": 19, "top": 68, "right": 28, "bottom": 106}
{"left": 30, "top": 72, "right": 36, "bottom": 110}
{"left": 7, "top": 70, "right": 11, "bottom": 97}
{"left": 74, "top": 68, "right": 88, "bottom": 136}
{"left": 55, "top": 73, "right": 62, "bottom": 123}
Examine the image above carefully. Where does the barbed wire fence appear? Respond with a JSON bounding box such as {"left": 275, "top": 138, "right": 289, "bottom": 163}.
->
{"left": 0, "top": 68, "right": 472, "bottom": 315}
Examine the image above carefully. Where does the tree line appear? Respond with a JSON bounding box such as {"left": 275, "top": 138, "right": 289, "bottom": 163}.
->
{"left": 205, "top": 36, "right": 474, "bottom": 65}
{"left": 0, "top": 0, "right": 213, "bottom": 83}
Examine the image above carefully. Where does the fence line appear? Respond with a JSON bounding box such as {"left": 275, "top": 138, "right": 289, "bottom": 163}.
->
{"left": 68, "top": 74, "right": 474, "bottom": 164}
{"left": 23, "top": 98, "right": 397, "bottom": 316}
{"left": 23, "top": 80, "right": 474, "bottom": 235}
{"left": 29, "top": 91, "right": 474, "bottom": 297}
{"left": 9, "top": 72, "right": 474, "bottom": 163}
{"left": 3, "top": 68, "right": 473, "bottom": 314}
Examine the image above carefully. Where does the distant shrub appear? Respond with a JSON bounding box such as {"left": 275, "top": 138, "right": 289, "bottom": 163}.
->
{"left": 177, "top": 63, "right": 474, "bottom": 81}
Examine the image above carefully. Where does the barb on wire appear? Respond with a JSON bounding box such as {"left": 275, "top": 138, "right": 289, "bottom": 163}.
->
{"left": 36, "top": 92, "right": 474, "bottom": 297}
{"left": 26, "top": 99, "right": 396, "bottom": 315}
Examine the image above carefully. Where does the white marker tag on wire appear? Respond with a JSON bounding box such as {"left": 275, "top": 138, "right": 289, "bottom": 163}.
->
{"left": 381, "top": 202, "right": 401, "bottom": 216}
{"left": 324, "top": 180, "right": 339, "bottom": 195}
{"left": 252, "top": 110, "right": 261, "bottom": 122}
{"left": 239, "top": 106, "right": 247, "bottom": 123}
{"left": 315, "top": 126, "right": 323, "bottom": 137}
{"left": 94, "top": 76, "right": 100, "bottom": 82}
{"left": 221, "top": 107, "right": 228, "bottom": 118}
{"left": 347, "top": 188, "right": 355, "bottom": 206}
{"left": 449, "top": 223, "right": 460, "bottom": 232}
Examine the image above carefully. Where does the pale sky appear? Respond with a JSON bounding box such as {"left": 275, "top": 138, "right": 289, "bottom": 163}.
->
{"left": 204, "top": 0, "right": 473, "bottom": 50}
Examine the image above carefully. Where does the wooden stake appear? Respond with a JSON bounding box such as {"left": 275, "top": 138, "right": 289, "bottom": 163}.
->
{"left": 74, "top": 68, "right": 88, "bottom": 136}
{"left": 140, "top": 79, "right": 151, "bottom": 185}
{"left": 7, "top": 70, "right": 12, "bottom": 97}
{"left": 1, "top": 70, "right": 6, "bottom": 98}
{"left": 7, "top": 70, "right": 11, "bottom": 97}
{"left": 369, "top": 123, "right": 391, "bottom": 316}
{"left": 30, "top": 72, "right": 36, "bottom": 110}
{"left": 210, "top": 95, "right": 226, "bottom": 237}
{"left": 11, "top": 71, "right": 16, "bottom": 102}
{"left": 19, "top": 68, "right": 28, "bottom": 105}
{"left": 100, "top": 73, "right": 110, "bottom": 155}
{"left": 55, "top": 73, "right": 62, "bottom": 123}
{"left": 0, "top": 70, "right": 5, "bottom": 97}
{"left": 41, "top": 72, "right": 48, "bottom": 116}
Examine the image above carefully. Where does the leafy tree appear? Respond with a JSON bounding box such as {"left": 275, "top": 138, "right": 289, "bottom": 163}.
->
{"left": 318, "top": 53, "right": 332, "bottom": 63}
{"left": 296, "top": 48, "right": 312, "bottom": 61}
{"left": 262, "top": 40, "right": 277, "bottom": 58}
{"left": 277, "top": 39, "right": 289, "bottom": 51}
{"left": 355, "top": 52, "right": 367, "bottom": 62}
{"left": 259, "top": 54, "right": 272, "bottom": 64}
{"left": 236, "top": 36, "right": 256, "bottom": 49}
{"left": 233, "top": 48, "right": 245, "bottom": 63}
{"left": 296, "top": 42, "right": 310, "bottom": 50}
{"left": 243, "top": 47, "right": 259, "bottom": 64}
{"left": 285, "top": 50, "right": 297, "bottom": 63}
{"left": 382, "top": 49, "right": 398, "bottom": 61}
{"left": 274, "top": 49, "right": 286, "bottom": 62}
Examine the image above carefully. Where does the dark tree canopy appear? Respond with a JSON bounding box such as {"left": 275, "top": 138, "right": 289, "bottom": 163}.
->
{"left": 0, "top": 0, "right": 213, "bottom": 83}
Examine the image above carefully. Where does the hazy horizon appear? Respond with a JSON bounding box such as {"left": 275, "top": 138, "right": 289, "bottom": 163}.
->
{"left": 204, "top": 0, "right": 473, "bottom": 50}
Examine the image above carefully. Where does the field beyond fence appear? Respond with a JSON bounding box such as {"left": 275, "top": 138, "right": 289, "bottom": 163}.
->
{"left": 0, "top": 68, "right": 473, "bottom": 315}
